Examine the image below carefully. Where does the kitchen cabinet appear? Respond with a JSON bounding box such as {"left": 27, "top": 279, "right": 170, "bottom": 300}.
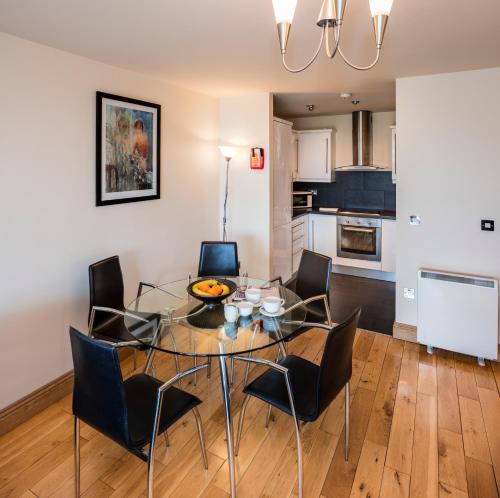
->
{"left": 272, "top": 223, "right": 292, "bottom": 283}
{"left": 390, "top": 126, "right": 396, "bottom": 183}
{"left": 290, "top": 131, "right": 299, "bottom": 180}
{"left": 309, "top": 214, "right": 337, "bottom": 260}
{"left": 272, "top": 118, "right": 293, "bottom": 228}
{"left": 295, "top": 129, "right": 336, "bottom": 182}
{"left": 381, "top": 219, "right": 396, "bottom": 272}
{"left": 291, "top": 215, "right": 309, "bottom": 274}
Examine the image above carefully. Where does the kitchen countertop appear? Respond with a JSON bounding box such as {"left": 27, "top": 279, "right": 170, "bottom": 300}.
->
{"left": 292, "top": 208, "right": 396, "bottom": 221}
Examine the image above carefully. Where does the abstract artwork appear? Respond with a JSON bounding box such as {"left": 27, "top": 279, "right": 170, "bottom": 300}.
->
{"left": 96, "top": 92, "right": 161, "bottom": 206}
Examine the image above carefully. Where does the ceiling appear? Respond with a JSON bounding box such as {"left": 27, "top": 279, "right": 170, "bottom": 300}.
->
{"left": 1, "top": 0, "right": 500, "bottom": 116}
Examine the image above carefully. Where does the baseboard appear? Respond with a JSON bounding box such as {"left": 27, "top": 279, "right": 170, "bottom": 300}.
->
{"left": 393, "top": 322, "right": 417, "bottom": 343}
{"left": 0, "top": 370, "right": 74, "bottom": 437}
{"left": 0, "top": 348, "right": 133, "bottom": 437}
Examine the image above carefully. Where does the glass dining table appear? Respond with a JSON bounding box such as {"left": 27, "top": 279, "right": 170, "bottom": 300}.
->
{"left": 124, "top": 276, "right": 307, "bottom": 498}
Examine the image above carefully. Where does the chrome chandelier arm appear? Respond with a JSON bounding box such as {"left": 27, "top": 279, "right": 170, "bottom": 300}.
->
{"left": 337, "top": 43, "right": 381, "bottom": 71}
{"left": 325, "top": 24, "right": 341, "bottom": 59}
{"left": 282, "top": 27, "right": 326, "bottom": 73}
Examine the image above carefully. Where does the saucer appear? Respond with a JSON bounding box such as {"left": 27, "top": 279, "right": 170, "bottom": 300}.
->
{"left": 247, "top": 299, "right": 262, "bottom": 308}
{"left": 259, "top": 306, "right": 285, "bottom": 317}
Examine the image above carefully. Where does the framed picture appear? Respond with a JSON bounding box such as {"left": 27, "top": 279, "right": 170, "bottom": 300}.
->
{"left": 96, "top": 91, "right": 161, "bottom": 206}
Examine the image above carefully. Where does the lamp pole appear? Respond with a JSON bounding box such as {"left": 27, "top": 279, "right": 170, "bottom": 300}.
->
{"left": 222, "top": 156, "right": 230, "bottom": 242}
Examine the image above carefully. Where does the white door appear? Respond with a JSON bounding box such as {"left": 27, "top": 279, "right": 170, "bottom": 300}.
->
{"left": 272, "top": 223, "right": 292, "bottom": 283}
{"left": 273, "top": 120, "right": 292, "bottom": 228}
{"left": 297, "top": 131, "right": 331, "bottom": 181}
{"left": 309, "top": 214, "right": 337, "bottom": 260}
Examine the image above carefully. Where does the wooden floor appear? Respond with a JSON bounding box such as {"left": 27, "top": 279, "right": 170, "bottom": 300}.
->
{"left": 1, "top": 329, "right": 500, "bottom": 498}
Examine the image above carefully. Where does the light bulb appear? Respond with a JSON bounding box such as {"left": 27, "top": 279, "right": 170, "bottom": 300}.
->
{"left": 272, "top": 0, "right": 297, "bottom": 24}
{"left": 218, "top": 145, "right": 238, "bottom": 160}
{"left": 368, "top": 0, "right": 393, "bottom": 17}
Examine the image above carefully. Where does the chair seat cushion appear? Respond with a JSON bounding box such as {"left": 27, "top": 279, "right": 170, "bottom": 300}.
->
{"left": 124, "top": 374, "right": 201, "bottom": 448}
{"left": 244, "top": 355, "right": 320, "bottom": 422}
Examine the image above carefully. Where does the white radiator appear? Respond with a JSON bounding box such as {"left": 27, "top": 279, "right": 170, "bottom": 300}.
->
{"left": 417, "top": 269, "right": 498, "bottom": 361}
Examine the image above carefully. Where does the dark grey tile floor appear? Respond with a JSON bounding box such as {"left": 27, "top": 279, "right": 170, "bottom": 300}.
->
{"left": 329, "top": 273, "right": 395, "bottom": 335}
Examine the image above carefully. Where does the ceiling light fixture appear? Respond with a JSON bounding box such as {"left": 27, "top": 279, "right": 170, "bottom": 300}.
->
{"left": 272, "top": 0, "right": 394, "bottom": 73}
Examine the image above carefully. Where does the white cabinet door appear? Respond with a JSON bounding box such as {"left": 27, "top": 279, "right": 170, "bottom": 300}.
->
{"left": 296, "top": 130, "right": 335, "bottom": 182}
{"left": 390, "top": 126, "right": 396, "bottom": 184}
{"left": 272, "top": 223, "right": 292, "bottom": 283}
{"left": 381, "top": 219, "right": 396, "bottom": 273}
{"left": 309, "top": 214, "right": 337, "bottom": 260}
{"left": 272, "top": 119, "right": 292, "bottom": 228}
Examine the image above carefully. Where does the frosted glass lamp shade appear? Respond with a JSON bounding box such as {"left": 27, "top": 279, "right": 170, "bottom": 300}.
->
{"left": 368, "top": 0, "right": 393, "bottom": 17}
{"left": 272, "top": 0, "right": 297, "bottom": 24}
{"left": 218, "top": 145, "right": 238, "bottom": 160}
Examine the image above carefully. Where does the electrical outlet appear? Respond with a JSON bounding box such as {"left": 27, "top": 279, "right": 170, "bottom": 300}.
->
{"left": 311, "top": 189, "right": 318, "bottom": 195}
{"left": 409, "top": 215, "right": 421, "bottom": 225}
{"left": 481, "top": 219, "right": 494, "bottom": 231}
{"left": 404, "top": 288, "right": 415, "bottom": 299}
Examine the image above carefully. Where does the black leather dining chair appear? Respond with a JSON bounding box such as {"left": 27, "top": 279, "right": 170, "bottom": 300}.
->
{"left": 197, "top": 241, "right": 239, "bottom": 277}
{"left": 235, "top": 307, "right": 361, "bottom": 497}
{"left": 70, "top": 327, "right": 208, "bottom": 498}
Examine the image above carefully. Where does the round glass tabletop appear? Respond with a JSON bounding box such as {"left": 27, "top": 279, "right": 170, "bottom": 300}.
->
{"left": 124, "top": 277, "right": 307, "bottom": 357}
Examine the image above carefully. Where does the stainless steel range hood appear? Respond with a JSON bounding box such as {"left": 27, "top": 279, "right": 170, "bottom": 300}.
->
{"left": 336, "top": 110, "right": 386, "bottom": 171}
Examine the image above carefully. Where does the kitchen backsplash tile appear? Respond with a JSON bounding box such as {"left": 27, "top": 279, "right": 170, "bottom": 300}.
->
{"left": 294, "top": 171, "right": 395, "bottom": 211}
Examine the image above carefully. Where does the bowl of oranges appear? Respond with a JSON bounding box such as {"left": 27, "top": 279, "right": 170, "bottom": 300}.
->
{"left": 187, "top": 278, "right": 237, "bottom": 306}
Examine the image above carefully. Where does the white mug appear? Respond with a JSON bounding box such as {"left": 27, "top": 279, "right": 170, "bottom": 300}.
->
{"left": 245, "top": 287, "right": 261, "bottom": 304}
{"left": 237, "top": 301, "right": 253, "bottom": 317}
{"left": 224, "top": 303, "right": 239, "bottom": 323}
{"left": 262, "top": 296, "right": 285, "bottom": 314}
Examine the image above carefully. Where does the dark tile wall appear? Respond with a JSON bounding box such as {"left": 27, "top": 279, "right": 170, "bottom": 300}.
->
{"left": 294, "top": 171, "right": 396, "bottom": 211}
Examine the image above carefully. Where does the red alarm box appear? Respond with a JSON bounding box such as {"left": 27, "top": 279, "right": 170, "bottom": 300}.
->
{"left": 250, "top": 147, "right": 264, "bottom": 169}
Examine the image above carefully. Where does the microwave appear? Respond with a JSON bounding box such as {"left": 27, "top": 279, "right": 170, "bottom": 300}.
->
{"left": 292, "top": 191, "right": 313, "bottom": 211}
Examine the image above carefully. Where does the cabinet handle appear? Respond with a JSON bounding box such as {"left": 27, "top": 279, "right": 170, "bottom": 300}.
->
{"left": 325, "top": 138, "right": 329, "bottom": 174}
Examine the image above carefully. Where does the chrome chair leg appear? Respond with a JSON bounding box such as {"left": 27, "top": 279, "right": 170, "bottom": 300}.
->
{"left": 235, "top": 395, "right": 250, "bottom": 456}
{"left": 265, "top": 404, "right": 272, "bottom": 428}
{"left": 230, "top": 356, "right": 235, "bottom": 385}
{"left": 344, "top": 381, "right": 350, "bottom": 461}
{"left": 193, "top": 337, "right": 198, "bottom": 386}
{"left": 243, "top": 352, "right": 253, "bottom": 386}
{"left": 74, "top": 416, "right": 80, "bottom": 497}
{"left": 192, "top": 407, "right": 208, "bottom": 469}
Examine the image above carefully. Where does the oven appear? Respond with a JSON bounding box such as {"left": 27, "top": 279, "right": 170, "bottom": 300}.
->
{"left": 292, "top": 191, "right": 313, "bottom": 212}
{"left": 337, "top": 215, "right": 382, "bottom": 261}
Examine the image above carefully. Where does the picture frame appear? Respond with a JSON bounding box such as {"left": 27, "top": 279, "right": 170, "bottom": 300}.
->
{"left": 96, "top": 91, "right": 161, "bottom": 206}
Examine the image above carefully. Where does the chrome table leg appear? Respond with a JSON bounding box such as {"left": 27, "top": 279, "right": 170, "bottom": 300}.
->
{"left": 218, "top": 346, "right": 236, "bottom": 498}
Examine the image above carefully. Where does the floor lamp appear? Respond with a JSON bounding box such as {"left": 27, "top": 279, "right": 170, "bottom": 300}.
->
{"left": 218, "top": 145, "right": 238, "bottom": 242}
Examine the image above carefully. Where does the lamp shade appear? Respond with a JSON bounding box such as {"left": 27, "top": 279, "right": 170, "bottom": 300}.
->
{"left": 218, "top": 145, "right": 239, "bottom": 160}
{"left": 368, "top": 0, "right": 393, "bottom": 17}
{"left": 272, "top": 0, "right": 297, "bottom": 24}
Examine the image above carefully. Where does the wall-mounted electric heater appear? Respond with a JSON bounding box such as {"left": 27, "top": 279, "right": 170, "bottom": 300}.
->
{"left": 417, "top": 269, "right": 498, "bottom": 365}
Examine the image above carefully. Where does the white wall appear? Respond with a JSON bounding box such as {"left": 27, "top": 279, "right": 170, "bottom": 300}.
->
{"left": 396, "top": 68, "right": 500, "bottom": 332}
{"left": 0, "top": 33, "right": 220, "bottom": 409}
{"left": 290, "top": 111, "right": 396, "bottom": 168}
{"left": 218, "top": 94, "right": 273, "bottom": 279}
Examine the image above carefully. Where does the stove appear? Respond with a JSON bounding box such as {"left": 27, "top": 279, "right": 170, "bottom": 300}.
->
{"left": 338, "top": 209, "right": 381, "bottom": 218}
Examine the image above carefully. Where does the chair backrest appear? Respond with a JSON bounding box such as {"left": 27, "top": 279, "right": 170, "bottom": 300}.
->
{"left": 70, "top": 327, "right": 130, "bottom": 446}
{"left": 317, "top": 307, "right": 361, "bottom": 415}
{"left": 295, "top": 249, "right": 332, "bottom": 302}
{"left": 88, "top": 255, "right": 125, "bottom": 327}
{"left": 197, "top": 241, "right": 239, "bottom": 277}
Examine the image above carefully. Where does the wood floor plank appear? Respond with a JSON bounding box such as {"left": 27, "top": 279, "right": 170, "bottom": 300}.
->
{"left": 438, "top": 483, "right": 469, "bottom": 498}
{"left": 348, "top": 439, "right": 386, "bottom": 498}
{"left": 386, "top": 338, "right": 405, "bottom": 358}
{"left": 438, "top": 428, "right": 468, "bottom": 492}
{"left": 385, "top": 390, "right": 416, "bottom": 475}
{"left": 353, "top": 331, "right": 375, "bottom": 362}
{"left": 410, "top": 393, "right": 438, "bottom": 498}
{"left": 459, "top": 396, "right": 491, "bottom": 464}
{"left": 379, "top": 467, "right": 410, "bottom": 498}
{"left": 437, "top": 352, "right": 462, "bottom": 434}
{"left": 82, "top": 479, "right": 115, "bottom": 497}
{"left": 491, "top": 361, "right": 500, "bottom": 393}
{"left": 418, "top": 347, "right": 437, "bottom": 396}
{"left": 464, "top": 457, "right": 499, "bottom": 498}
{"left": 473, "top": 362, "right": 498, "bottom": 392}
{"left": 365, "top": 354, "right": 401, "bottom": 447}
{"left": 398, "top": 342, "right": 420, "bottom": 404}
{"left": 359, "top": 334, "right": 390, "bottom": 392}
{"left": 455, "top": 355, "right": 479, "bottom": 401}
{"left": 477, "top": 386, "right": 500, "bottom": 492}
{"left": 321, "top": 388, "right": 376, "bottom": 498}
